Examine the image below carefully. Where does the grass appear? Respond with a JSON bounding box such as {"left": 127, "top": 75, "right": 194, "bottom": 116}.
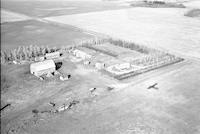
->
{"left": 130, "top": 0, "right": 185, "bottom": 8}
{"left": 1, "top": 74, "right": 12, "bottom": 93}
{"left": 184, "top": 9, "right": 200, "bottom": 17}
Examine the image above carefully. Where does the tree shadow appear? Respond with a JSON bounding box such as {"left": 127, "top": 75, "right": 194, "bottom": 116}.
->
{"left": 55, "top": 62, "right": 62, "bottom": 70}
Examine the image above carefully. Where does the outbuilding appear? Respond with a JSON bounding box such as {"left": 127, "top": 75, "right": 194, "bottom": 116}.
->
{"left": 73, "top": 49, "right": 92, "bottom": 59}
{"left": 35, "top": 56, "right": 45, "bottom": 62}
{"left": 45, "top": 51, "right": 60, "bottom": 60}
{"left": 30, "top": 60, "right": 56, "bottom": 77}
{"left": 95, "top": 62, "right": 105, "bottom": 70}
{"left": 115, "top": 63, "right": 131, "bottom": 70}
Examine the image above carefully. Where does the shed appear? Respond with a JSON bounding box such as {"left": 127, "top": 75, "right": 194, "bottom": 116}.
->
{"left": 115, "top": 63, "right": 131, "bottom": 70}
{"left": 95, "top": 62, "right": 105, "bottom": 70}
{"left": 84, "top": 60, "right": 91, "bottom": 65}
{"left": 35, "top": 56, "right": 45, "bottom": 62}
{"left": 30, "top": 60, "right": 56, "bottom": 77}
{"left": 73, "top": 49, "right": 91, "bottom": 59}
{"left": 45, "top": 51, "right": 60, "bottom": 60}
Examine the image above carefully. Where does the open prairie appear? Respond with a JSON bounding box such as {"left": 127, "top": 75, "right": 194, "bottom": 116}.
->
{"left": 45, "top": 7, "right": 200, "bottom": 59}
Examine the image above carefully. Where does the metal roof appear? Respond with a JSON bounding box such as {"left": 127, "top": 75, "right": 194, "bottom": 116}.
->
{"left": 30, "top": 60, "right": 55, "bottom": 72}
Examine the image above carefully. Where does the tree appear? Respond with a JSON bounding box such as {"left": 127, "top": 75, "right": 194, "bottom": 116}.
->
{"left": 1, "top": 51, "right": 6, "bottom": 63}
{"left": 41, "top": 47, "right": 46, "bottom": 56}
{"left": 11, "top": 49, "right": 17, "bottom": 60}
{"left": 45, "top": 46, "right": 50, "bottom": 53}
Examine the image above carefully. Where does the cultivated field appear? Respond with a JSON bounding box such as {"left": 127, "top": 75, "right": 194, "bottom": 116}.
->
{"left": 2, "top": 0, "right": 129, "bottom": 17}
{"left": 1, "top": 9, "right": 31, "bottom": 24}
{"left": 45, "top": 7, "right": 200, "bottom": 59}
{"left": 1, "top": 20, "right": 93, "bottom": 51}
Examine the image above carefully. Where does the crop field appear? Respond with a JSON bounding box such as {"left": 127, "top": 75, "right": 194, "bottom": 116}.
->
{"left": 45, "top": 7, "right": 200, "bottom": 59}
{"left": 1, "top": 9, "right": 31, "bottom": 24}
{"left": 1, "top": 20, "right": 93, "bottom": 51}
{"left": 2, "top": 0, "right": 129, "bottom": 17}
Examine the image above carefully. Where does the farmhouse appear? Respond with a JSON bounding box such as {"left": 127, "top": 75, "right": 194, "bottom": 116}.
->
{"left": 73, "top": 49, "right": 92, "bottom": 59}
{"left": 30, "top": 60, "right": 56, "bottom": 77}
{"left": 45, "top": 51, "right": 60, "bottom": 59}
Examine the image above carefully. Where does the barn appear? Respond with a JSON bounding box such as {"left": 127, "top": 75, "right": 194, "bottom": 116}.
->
{"left": 30, "top": 60, "right": 56, "bottom": 77}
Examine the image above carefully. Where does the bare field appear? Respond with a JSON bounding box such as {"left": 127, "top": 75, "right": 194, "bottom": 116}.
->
{"left": 45, "top": 8, "right": 200, "bottom": 59}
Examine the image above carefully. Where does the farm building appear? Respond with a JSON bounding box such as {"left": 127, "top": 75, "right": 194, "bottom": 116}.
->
{"left": 73, "top": 49, "right": 92, "bottom": 59}
{"left": 45, "top": 51, "right": 60, "bottom": 59}
{"left": 30, "top": 60, "right": 56, "bottom": 77}
{"left": 95, "top": 62, "right": 106, "bottom": 70}
{"left": 115, "top": 63, "right": 131, "bottom": 70}
{"left": 35, "top": 56, "right": 45, "bottom": 62}
{"left": 84, "top": 60, "right": 91, "bottom": 65}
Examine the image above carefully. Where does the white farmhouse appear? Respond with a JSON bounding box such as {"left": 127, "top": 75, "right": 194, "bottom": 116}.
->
{"left": 30, "top": 60, "right": 56, "bottom": 77}
{"left": 73, "top": 49, "right": 92, "bottom": 59}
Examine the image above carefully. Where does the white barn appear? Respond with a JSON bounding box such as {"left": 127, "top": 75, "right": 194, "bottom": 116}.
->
{"left": 30, "top": 60, "right": 56, "bottom": 77}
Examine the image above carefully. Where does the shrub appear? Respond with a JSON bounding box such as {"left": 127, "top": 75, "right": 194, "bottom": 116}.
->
{"left": 131, "top": 0, "right": 185, "bottom": 8}
{"left": 0, "top": 45, "right": 61, "bottom": 64}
